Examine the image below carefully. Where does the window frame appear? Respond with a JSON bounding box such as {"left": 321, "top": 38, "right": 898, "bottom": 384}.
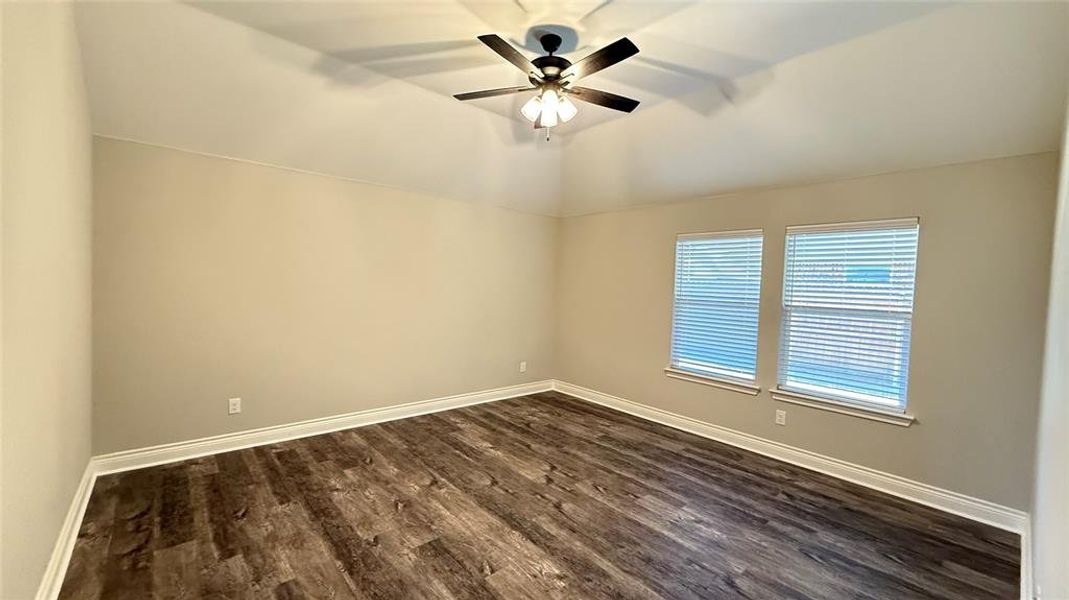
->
{"left": 666, "top": 228, "right": 765, "bottom": 395}
{"left": 772, "top": 217, "right": 919, "bottom": 426}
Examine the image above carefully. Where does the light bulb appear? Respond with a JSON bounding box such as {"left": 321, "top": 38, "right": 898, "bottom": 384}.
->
{"left": 520, "top": 95, "right": 541, "bottom": 123}
{"left": 557, "top": 96, "right": 578, "bottom": 123}
{"left": 540, "top": 88, "right": 559, "bottom": 128}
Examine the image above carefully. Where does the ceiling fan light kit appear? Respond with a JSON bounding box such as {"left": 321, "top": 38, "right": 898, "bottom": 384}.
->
{"left": 453, "top": 31, "right": 641, "bottom": 135}
{"left": 521, "top": 86, "right": 578, "bottom": 126}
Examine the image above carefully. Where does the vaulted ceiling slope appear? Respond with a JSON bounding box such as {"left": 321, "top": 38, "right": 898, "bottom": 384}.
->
{"left": 76, "top": 1, "right": 1068, "bottom": 217}
{"left": 559, "top": 2, "right": 1069, "bottom": 215}
{"left": 75, "top": 1, "right": 564, "bottom": 215}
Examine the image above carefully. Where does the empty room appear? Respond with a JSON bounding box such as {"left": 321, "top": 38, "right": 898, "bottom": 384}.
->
{"left": 3, "top": 1, "right": 1069, "bottom": 599}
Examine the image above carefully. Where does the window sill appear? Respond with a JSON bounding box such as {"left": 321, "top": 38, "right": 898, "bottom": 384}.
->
{"left": 770, "top": 388, "right": 916, "bottom": 427}
{"left": 664, "top": 367, "right": 760, "bottom": 396}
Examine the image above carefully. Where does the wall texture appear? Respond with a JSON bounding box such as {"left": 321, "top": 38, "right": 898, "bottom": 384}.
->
{"left": 1, "top": 3, "right": 94, "bottom": 597}
{"left": 555, "top": 153, "right": 1058, "bottom": 510}
{"left": 93, "top": 137, "right": 557, "bottom": 454}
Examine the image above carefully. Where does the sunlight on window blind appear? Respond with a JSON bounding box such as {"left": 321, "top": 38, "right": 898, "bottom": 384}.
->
{"left": 778, "top": 220, "right": 919, "bottom": 411}
{"left": 670, "top": 231, "right": 764, "bottom": 383}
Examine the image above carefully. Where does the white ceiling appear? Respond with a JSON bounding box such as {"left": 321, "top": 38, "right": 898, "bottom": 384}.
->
{"left": 75, "top": 1, "right": 1069, "bottom": 216}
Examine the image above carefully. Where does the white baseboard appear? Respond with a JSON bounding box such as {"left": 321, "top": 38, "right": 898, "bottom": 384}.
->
{"left": 35, "top": 464, "right": 97, "bottom": 600}
{"left": 1022, "top": 519, "right": 1034, "bottom": 600}
{"left": 35, "top": 379, "right": 552, "bottom": 600}
{"left": 94, "top": 380, "right": 554, "bottom": 475}
{"left": 551, "top": 380, "right": 1033, "bottom": 599}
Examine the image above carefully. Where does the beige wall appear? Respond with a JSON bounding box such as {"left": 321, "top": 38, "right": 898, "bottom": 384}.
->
{"left": 556, "top": 153, "right": 1058, "bottom": 510}
{"left": 94, "top": 141, "right": 1057, "bottom": 511}
{"left": 92, "top": 137, "right": 557, "bottom": 454}
{"left": 1, "top": 3, "right": 94, "bottom": 598}
{"left": 1032, "top": 103, "right": 1069, "bottom": 598}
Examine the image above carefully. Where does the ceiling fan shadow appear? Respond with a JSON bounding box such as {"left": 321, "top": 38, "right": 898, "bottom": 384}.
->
{"left": 613, "top": 32, "right": 770, "bottom": 110}
{"left": 308, "top": 54, "right": 394, "bottom": 89}
{"left": 330, "top": 39, "right": 482, "bottom": 63}
{"left": 676, "top": 69, "right": 773, "bottom": 117}
{"left": 308, "top": 40, "right": 495, "bottom": 89}
{"left": 345, "top": 54, "right": 497, "bottom": 80}
{"left": 632, "top": 55, "right": 772, "bottom": 117}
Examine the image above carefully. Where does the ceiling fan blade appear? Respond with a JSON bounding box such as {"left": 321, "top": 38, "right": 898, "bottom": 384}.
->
{"left": 567, "top": 87, "right": 640, "bottom": 113}
{"left": 454, "top": 86, "right": 537, "bottom": 101}
{"left": 477, "top": 34, "right": 543, "bottom": 80}
{"left": 560, "top": 37, "right": 639, "bottom": 81}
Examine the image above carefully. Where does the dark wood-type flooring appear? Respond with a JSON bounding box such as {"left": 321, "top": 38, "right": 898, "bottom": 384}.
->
{"left": 59, "top": 392, "right": 1020, "bottom": 599}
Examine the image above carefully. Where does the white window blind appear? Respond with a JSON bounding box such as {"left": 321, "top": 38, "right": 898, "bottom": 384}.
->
{"left": 670, "top": 230, "right": 764, "bottom": 383}
{"left": 778, "top": 219, "right": 919, "bottom": 411}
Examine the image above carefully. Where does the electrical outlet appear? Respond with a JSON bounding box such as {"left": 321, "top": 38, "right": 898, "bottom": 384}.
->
{"left": 228, "top": 397, "right": 242, "bottom": 415}
{"left": 775, "top": 409, "right": 786, "bottom": 426}
{"left": 519, "top": 361, "right": 527, "bottom": 373}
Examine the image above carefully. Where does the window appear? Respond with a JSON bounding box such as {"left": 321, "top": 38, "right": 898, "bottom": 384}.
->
{"left": 669, "top": 230, "right": 764, "bottom": 387}
{"left": 777, "top": 219, "right": 919, "bottom": 413}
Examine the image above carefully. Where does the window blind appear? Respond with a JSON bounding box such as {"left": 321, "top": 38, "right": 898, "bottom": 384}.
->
{"left": 670, "top": 231, "right": 764, "bottom": 383}
{"left": 778, "top": 219, "right": 919, "bottom": 411}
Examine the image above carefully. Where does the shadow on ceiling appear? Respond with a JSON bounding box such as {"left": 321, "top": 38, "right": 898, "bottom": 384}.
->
{"left": 188, "top": 0, "right": 947, "bottom": 146}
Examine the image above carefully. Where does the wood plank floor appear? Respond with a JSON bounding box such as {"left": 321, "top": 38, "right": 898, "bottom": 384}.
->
{"left": 59, "top": 392, "right": 1020, "bottom": 599}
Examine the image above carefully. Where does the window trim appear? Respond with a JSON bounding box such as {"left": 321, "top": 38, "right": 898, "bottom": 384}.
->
{"left": 776, "top": 217, "right": 920, "bottom": 416}
{"left": 784, "top": 217, "right": 919, "bottom": 235}
{"left": 676, "top": 227, "right": 764, "bottom": 240}
{"left": 668, "top": 228, "right": 765, "bottom": 394}
{"left": 771, "top": 387, "right": 916, "bottom": 427}
{"left": 664, "top": 367, "right": 761, "bottom": 395}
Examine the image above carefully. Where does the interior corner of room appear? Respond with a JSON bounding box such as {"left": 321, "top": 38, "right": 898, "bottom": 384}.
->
{"left": 3, "top": 1, "right": 1068, "bottom": 599}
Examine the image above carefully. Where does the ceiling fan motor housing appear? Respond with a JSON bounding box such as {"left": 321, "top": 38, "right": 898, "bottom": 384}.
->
{"left": 531, "top": 55, "right": 571, "bottom": 83}
{"left": 530, "top": 33, "right": 572, "bottom": 83}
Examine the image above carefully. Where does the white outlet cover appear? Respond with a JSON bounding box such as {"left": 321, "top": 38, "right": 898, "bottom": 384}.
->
{"left": 519, "top": 361, "right": 527, "bottom": 373}
{"left": 228, "top": 397, "right": 242, "bottom": 415}
{"left": 775, "top": 409, "right": 786, "bottom": 425}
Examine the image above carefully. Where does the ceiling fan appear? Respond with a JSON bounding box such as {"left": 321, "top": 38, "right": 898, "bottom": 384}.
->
{"left": 453, "top": 33, "right": 640, "bottom": 130}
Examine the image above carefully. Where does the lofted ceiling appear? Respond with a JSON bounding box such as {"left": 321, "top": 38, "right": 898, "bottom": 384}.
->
{"left": 75, "top": 1, "right": 1069, "bottom": 216}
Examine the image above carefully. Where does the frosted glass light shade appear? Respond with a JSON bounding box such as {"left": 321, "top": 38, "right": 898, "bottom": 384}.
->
{"left": 520, "top": 95, "right": 541, "bottom": 122}
{"left": 558, "top": 96, "right": 578, "bottom": 122}
{"left": 540, "top": 89, "right": 559, "bottom": 127}
{"left": 519, "top": 88, "right": 579, "bottom": 127}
